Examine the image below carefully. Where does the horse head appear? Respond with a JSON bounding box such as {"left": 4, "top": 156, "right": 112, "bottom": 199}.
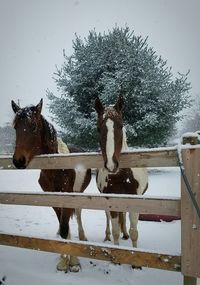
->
{"left": 11, "top": 99, "right": 43, "bottom": 169}
{"left": 95, "top": 96, "right": 124, "bottom": 173}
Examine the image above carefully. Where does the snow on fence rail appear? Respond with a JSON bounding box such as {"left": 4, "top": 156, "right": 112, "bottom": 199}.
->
{"left": 0, "top": 146, "right": 178, "bottom": 169}
{"left": 0, "top": 233, "right": 181, "bottom": 272}
{"left": 0, "top": 192, "right": 180, "bottom": 216}
{"left": 0, "top": 144, "right": 199, "bottom": 285}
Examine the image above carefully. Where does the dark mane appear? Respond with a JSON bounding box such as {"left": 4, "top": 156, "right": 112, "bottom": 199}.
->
{"left": 41, "top": 116, "right": 58, "bottom": 151}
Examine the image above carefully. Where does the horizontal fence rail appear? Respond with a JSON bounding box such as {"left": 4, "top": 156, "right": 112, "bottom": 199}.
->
{"left": 0, "top": 192, "right": 181, "bottom": 216}
{"left": 0, "top": 233, "right": 181, "bottom": 272}
{"left": 0, "top": 147, "right": 178, "bottom": 169}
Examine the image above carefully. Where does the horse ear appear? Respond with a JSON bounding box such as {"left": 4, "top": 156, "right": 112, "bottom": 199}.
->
{"left": 95, "top": 97, "right": 104, "bottom": 115}
{"left": 11, "top": 100, "right": 20, "bottom": 113}
{"left": 36, "top": 98, "right": 43, "bottom": 114}
{"left": 114, "top": 96, "right": 124, "bottom": 113}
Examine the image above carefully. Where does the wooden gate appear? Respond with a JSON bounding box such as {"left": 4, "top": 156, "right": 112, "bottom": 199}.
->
{"left": 0, "top": 145, "right": 199, "bottom": 284}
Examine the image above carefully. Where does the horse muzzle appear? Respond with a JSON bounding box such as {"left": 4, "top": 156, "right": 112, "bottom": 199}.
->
{"left": 13, "top": 156, "right": 27, "bottom": 169}
{"left": 104, "top": 160, "right": 119, "bottom": 173}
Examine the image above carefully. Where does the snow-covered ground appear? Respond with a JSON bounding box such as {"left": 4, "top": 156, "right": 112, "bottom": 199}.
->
{"left": 0, "top": 168, "right": 199, "bottom": 285}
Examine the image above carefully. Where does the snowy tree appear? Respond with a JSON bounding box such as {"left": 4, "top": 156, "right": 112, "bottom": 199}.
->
{"left": 0, "top": 123, "right": 15, "bottom": 154}
{"left": 181, "top": 95, "right": 200, "bottom": 134}
{"left": 47, "top": 26, "right": 191, "bottom": 149}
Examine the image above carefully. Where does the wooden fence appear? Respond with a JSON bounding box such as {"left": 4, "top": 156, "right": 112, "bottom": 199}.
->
{"left": 0, "top": 146, "right": 199, "bottom": 285}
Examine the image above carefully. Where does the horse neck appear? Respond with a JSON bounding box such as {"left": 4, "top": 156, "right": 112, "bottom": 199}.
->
{"left": 121, "top": 127, "right": 129, "bottom": 152}
{"left": 40, "top": 116, "right": 58, "bottom": 154}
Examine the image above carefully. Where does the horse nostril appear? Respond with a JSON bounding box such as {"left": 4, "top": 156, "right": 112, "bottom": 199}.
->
{"left": 13, "top": 156, "right": 26, "bottom": 169}
{"left": 104, "top": 159, "right": 119, "bottom": 173}
{"left": 112, "top": 162, "right": 119, "bottom": 173}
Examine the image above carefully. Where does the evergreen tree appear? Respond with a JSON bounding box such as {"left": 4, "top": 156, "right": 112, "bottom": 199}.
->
{"left": 181, "top": 95, "right": 200, "bottom": 134}
{"left": 0, "top": 123, "right": 15, "bottom": 154}
{"left": 47, "top": 26, "right": 191, "bottom": 149}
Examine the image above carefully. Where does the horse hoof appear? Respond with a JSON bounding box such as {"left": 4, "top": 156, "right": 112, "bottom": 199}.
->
{"left": 79, "top": 236, "right": 88, "bottom": 241}
{"left": 78, "top": 232, "right": 87, "bottom": 241}
{"left": 57, "top": 255, "right": 69, "bottom": 272}
{"left": 69, "top": 256, "right": 81, "bottom": 272}
{"left": 132, "top": 265, "right": 142, "bottom": 270}
{"left": 69, "top": 264, "right": 81, "bottom": 272}
{"left": 112, "top": 261, "right": 121, "bottom": 265}
{"left": 56, "top": 263, "right": 69, "bottom": 272}
{"left": 104, "top": 236, "right": 111, "bottom": 242}
{"left": 122, "top": 234, "right": 129, "bottom": 240}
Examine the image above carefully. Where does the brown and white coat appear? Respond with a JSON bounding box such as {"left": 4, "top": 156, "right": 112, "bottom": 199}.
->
{"left": 95, "top": 96, "right": 148, "bottom": 247}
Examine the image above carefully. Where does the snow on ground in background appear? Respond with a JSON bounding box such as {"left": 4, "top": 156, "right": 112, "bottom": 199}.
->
{"left": 0, "top": 168, "right": 199, "bottom": 285}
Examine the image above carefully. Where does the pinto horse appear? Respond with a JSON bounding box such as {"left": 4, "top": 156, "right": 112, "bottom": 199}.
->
{"left": 95, "top": 96, "right": 148, "bottom": 249}
{"left": 11, "top": 99, "right": 91, "bottom": 272}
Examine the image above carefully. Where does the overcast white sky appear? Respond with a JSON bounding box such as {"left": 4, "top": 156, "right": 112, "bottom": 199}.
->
{"left": 0, "top": 0, "right": 199, "bottom": 125}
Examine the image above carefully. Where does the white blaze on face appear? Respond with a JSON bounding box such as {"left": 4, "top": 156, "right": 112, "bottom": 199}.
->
{"left": 105, "top": 118, "right": 115, "bottom": 172}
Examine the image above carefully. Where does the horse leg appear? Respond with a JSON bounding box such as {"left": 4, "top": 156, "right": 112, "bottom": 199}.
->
{"left": 53, "top": 207, "right": 61, "bottom": 235}
{"left": 129, "top": 212, "right": 142, "bottom": 269}
{"left": 119, "top": 212, "right": 129, "bottom": 240}
{"left": 57, "top": 233, "right": 81, "bottom": 273}
{"left": 57, "top": 208, "right": 71, "bottom": 272}
{"left": 69, "top": 256, "right": 81, "bottom": 273}
{"left": 53, "top": 207, "right": 61, "bottom": 220}
{"left": 75, "top": 208, "right": 87, "bottom": 241}
{"left": 67, "top": 229, "right": 81, "bottom": 272}
{"left": 104, "top": 211, "right": 111, "bottom": 241}
{"left": 57, "top": 254, "right": 69, "bottom": 272}
{"left": 110, "top": 212, "right": 120, "bottom": 246}
{"left": 58, "top": 208, "right": 72, "bottom": 239}
{"left": 129, "top": 212, "right": 139, "bottom": 247}
{"left": 57, "top": 208, "right": 80, "bottom": 273}
{"left": 39, "top": 173, "right": 62, "bottom": 236}
{"left": 57, "top": 228, "right": 80, "bottom": 273}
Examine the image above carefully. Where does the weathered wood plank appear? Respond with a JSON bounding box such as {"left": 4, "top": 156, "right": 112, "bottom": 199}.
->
{"left": 183, "top": 276, "right": 197, "bottom": 285}
{"left": 0, "top": 192, "right": 181, "bottom": 216}
{"left": 181, "top": 148, "right": 200, "bottom": 278}
{"left": 0, "top": 233, "right": 181, "bottom": 271}
{"left": 0, "top": 147, "right": 178, "bottom": 169}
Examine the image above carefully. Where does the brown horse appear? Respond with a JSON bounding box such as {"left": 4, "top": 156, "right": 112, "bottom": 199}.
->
{"left": 11, "top": 99, "right": 91, "bottom": 272}
{"left": 95, "top": 96, "right": 148, "bottom": 249}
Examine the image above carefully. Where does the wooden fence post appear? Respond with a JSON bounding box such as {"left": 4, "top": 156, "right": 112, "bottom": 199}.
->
{"left": 181, "top": 135, "right": 200, "bottom": 285}
{"left": 183, "top": 276, "right": 197, "bottom": 285}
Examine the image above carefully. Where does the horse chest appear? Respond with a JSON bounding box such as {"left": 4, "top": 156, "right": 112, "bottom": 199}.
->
{"left": 39, "top": 169, "right": 75, "bottom": 192}
{"left": 96, "top": 168, "right": 109, "bottom": 192}
{"left": 54, "top": 169, "right": 87, "bottom": 193}
{"left": 97, "top": 168, "right": 140, "bottom": 195}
